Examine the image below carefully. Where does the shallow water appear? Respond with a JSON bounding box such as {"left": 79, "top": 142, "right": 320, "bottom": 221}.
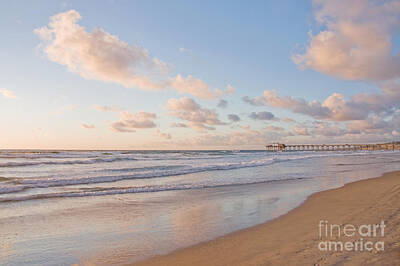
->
{"left": 0, "top": 150, "right": 399, "bottom": 265}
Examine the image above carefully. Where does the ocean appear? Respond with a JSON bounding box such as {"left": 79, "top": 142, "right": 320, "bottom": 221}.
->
{"left": 1, "top": 150, "right": 399, "bottom": 265}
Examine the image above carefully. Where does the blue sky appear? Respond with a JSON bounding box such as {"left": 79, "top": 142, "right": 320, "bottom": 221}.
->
{"left": 0, "top": 0, "right": 399, "bottom": 149}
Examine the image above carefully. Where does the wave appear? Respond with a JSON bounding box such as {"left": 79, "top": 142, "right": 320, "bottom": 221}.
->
{"left": 0, "top": 186, "right": 27, "bottom": 194}
{"left": 0, "top": 176, "right": 306, "bottom": 203}
{"left": 0, "top": 153, "right": 329, "bottom": 192}
{"left": 102, "top": 165, "right": 184, "bottom": 173}
{"left": 0, "top": 156, "right": 137, "bottom": 168}
{"left": 1, "top": 151, "right": 389, "bottom": 196}
{"left": 9, "top": 159, "right": 276, "bottom": 189}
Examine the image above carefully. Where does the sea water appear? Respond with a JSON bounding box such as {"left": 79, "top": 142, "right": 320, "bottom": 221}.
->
{"left": 0, "top": 150, "right": 399, "bottom": 265}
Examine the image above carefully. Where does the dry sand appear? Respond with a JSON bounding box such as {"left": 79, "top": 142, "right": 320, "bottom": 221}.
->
{"left": 134, "top": 171, "right": 400, "bottom": 266}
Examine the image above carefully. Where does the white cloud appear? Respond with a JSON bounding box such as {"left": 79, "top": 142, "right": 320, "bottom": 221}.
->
{"left": 110, "top": 111, "right": 157, "bottom": 132}
{"left": 35, "top": 10, "right": 231, "bottom": 99}
{"left": 243, "top": 85, "right": 400, "bottom": 122}
{"left": 94, "top": 105, "right": 157, "bottom": 133}
{"left": 167, "top": 97, "right": 225, "bottom": 131}
{"left": 35, "top": 10, "right": 166, "bottom": 90}
{"left": 0, "top": 88, "right": 16, "bottom": 99}
{"left": 244, "top": 91, "right": 331, "bottom": 119}
{"left": 167, "top": 74, "right": 219, "bottom": 99}
{"left": 293, "top": 0, "right": 400, "bottom": 81}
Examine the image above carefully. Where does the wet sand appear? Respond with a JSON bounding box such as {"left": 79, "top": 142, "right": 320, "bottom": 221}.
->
{"left": 134, "top": 171, "right": 400, "bottom": 265}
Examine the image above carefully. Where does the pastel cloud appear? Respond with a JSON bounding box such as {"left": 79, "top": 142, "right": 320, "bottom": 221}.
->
{"left": 225, "top": 85, "right": 235, "bottom": 94}
{"left": 243, "top": 86, "right": 400, "bottom": 122}
{"left": 346, "top": 116, "right": 391, "bottom": 135}
{"left": 0, "top": 88, "right": 16, "bottom": 99}
{"left": 292, "top": 125, "right": 310, "bottom": 136}
{"left": 95, "top": 105, "right": 157, "bottom": 133}
{"left": 287, "top": 115, "right": 400, "bottom": 140}
{"left": 265, "top": 125, "right": 284, "bottom": 132}
{"left": 283, "top": 117, "right": 295, "bottom": 123}
{"left": 35, "top": 10, "right": 165, "bottom": 90}
{"left": 217, "top": 99, "right": 228, "bottom": 108}
{"left": 167, "top": 74, "right": 222, "bottom": 99}
{"left": 292, "top": 0, "right": 400, "bottom": 81}
{"left": 167, "top": 97, "right": 225, "bottom": 131}
{"left": 310, "top": 121, "right": 346, "bottom": 137}
{"left": 249, "top": 111, "right": 278, "bottom": 121}
{"left": 35, "top": 10, "right": 229, "bottom": 99}
{"left": 81, "top": 123, "right": 95, "bottom": 129}
{"left": 93, "top": 105, "right": 123, "bottom": 112}
{"left": 155, "top": 129, "right": 172, "bottom": 140}
{"left": 177, "top": 126, "right": 283, "bottom": 148}
{"left": 170, "top": 122, "right": 188, "bottom": 128}
{"left": 111, "top": 111, "right": 157, "bottom": 132}
{"left": 227, "top": 114, "right": 241, "bottom": 122}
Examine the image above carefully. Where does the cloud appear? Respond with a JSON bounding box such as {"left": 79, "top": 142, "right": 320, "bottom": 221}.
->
{"left": 170, "top": 122, "right": 188, "bottom": 128}
{"left": 249, "top": 111, "right": 278, "bottom": 121}
{"left": 287, "top": 116, "right": 399, "bottom": 140}
{"left": 81, "top": 123, "right": 95, "bottom": 129}
{"left": 226, "top": 85, "right": 235, "bottom": 94}
{"left": 35, "top": 10, "right": 230, "bottom": 99}
{"left": 265, "top": 125, "right": 284, "bottom": 132}
{"left": 243, "top": 86, "right": 400, "bottom": 122}
{"left": 244, "top": 91, "right": 331, "bottom": 119}
{"left": 110, "top": 111, "right": 157, "bottom": 132}
{"left": 167, "top": 74, "right": 221, "bottom": 99}
{"left": 176, "top": 126, "right": 284, "bottom": 148}
{"left": 283, "top": 117, "right": 296, "bottom": 123}
{"left": 217, "top": 99, "right": 228, "bottom": 108}
{"left": 167, "top": 97, "right": 225, "bottom": 130}
{"left": 95, "top": 105, "right": 157, "bottom": 133}
{"left": 292, "top": 0, "right": 400, "bottom": 81}
{"left": 0, "top": 88, "right": 16, "bottom": 99}
{"left": 310, "top": 121, "right": 346, "bottom": 136}
{"left": 155, "top": 129, "right": 172, "bottom": 140}
{"left": 93, "top": 105, "right": 123, "bottom": 112}
{"left": 346, "top": 116, "right": 391, "bottom": 135}
{"left": 227, "top": 114, "right": 241, "bottom": 122}
{"left": 292, "top": 125, "right": 310, "bottom": 136}
{"left": 35, "top": 10, "right": 166, "bottom": 89}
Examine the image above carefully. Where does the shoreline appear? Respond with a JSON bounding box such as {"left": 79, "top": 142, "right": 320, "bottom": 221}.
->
{"left": 134, "top": 171, "right": 400, "bottom": 265}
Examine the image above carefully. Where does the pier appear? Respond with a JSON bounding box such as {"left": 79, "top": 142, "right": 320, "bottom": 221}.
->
{"left": 266, "top": 142, "right": 400, "bottom": 152}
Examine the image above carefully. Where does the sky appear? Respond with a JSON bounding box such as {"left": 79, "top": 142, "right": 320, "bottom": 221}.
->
{"left": 1, "top": 0, "right": 399, "bottom": 149}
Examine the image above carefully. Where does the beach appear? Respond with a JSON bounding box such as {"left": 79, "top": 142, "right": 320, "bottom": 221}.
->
{"left": 135, "top": 171, "right": 400, "bottom": 266}
{"left": 1, "top": 150, "right": 400, "bottom": 265}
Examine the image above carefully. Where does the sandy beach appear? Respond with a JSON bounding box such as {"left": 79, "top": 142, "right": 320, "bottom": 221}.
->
{"left": 135, "top": 171, "right": 400, "bottom": 266}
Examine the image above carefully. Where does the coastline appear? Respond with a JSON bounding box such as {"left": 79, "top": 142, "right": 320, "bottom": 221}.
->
{"left": 134, "top": 171, "right": 400, "bottom": 265}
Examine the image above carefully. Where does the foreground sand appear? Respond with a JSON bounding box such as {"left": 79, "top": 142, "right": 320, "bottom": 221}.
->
{"left": 134, "top": 171, "right": 400, "bottom": 265}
